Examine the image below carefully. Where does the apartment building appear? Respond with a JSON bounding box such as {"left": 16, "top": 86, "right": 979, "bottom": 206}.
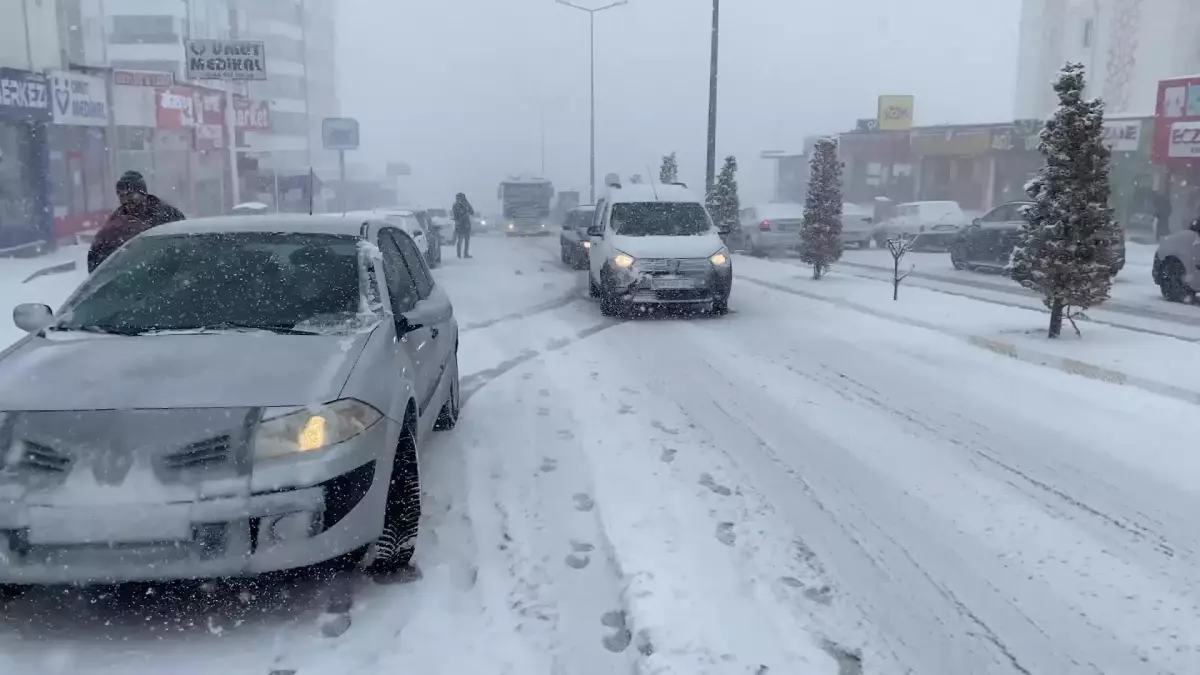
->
{"left": 1015, "top": 0, "right": 1200, "bottom": 118}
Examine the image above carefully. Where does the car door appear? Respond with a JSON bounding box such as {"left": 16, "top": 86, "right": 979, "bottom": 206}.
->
{"left": 377, "top": 228, "right": 434, "bottom": 419}
{"left": 588, "top": 199, "right": 610, "bottom": 281}
{"left": 387, "top": 228, "right": 454, "bottom": 426}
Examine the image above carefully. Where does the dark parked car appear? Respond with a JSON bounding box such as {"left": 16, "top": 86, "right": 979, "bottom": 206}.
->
{"left": 0, "top": 214, "right": 460, "bottom": 586}
{"left": 950, "top": 201, "right": 1033, "bottom": 273}
{"left": 951, "top": 200, "right": 1126, "bottom": 276}
{"left": 559, "top": 205, "right": 595, "bottom": 270}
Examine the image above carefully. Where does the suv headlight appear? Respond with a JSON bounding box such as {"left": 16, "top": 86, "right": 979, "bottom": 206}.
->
{"left": 254, "top": 398, "right": 382, "bottom": 460}
{"left": 710, "top": 248, "right": 730, "bottom": 266}
{"left": 612, "top": 252, "right": 635, "bottom": 269}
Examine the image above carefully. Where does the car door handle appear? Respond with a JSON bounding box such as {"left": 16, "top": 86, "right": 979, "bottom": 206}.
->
{"left": 430, "top": 327, "right": 439, "bottom": 339}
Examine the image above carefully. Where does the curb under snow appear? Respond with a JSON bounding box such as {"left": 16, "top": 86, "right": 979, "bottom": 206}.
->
{"left": 740, "top": 276, "right": 1200, "bottom": 408}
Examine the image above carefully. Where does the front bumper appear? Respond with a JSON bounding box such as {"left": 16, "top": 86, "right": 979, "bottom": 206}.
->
{"left": 0, "top": 418, "right": 400, "bottom": 584}
{"left": 611, "top": 259, "right": 732, "bottom": 305}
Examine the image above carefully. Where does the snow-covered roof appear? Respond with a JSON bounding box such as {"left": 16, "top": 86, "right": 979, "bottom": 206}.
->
{"left": 606, "top": 183, "right": 702, "bottom": 205}
{"left": 148, "top": 214, "right": 375, "bottom": 238}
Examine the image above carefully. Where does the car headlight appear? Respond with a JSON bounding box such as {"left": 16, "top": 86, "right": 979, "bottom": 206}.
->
{"left": 253, "top": 398, "right": 382, "bottom": 461}
{"left": 612, "top": 252, "right": 635, "bottom": 269}
{"left": 508, "top": 223, "right": 515, "bottom": 230}
{"left": 583, "top": 240, "right": 591, "bottom": 249}
{"left": 710, "top": 249, "right": 730, "bottom": 266}
{"left": 481, "top": 220, "right": 487, "bottom": 225}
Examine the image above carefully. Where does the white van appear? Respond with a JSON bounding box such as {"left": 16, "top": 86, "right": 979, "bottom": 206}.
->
{"left": 586, "top": 181, "right": 732, "bottom": 316}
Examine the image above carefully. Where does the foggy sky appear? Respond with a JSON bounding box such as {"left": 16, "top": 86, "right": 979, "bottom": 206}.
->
{"left": 337, "top": 0, "right": 1020, "bottom": 210}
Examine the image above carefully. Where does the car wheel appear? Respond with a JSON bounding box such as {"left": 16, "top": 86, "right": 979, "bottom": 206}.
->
{"left": 365, "top": 421, "right": 421, "bottom": 574}
{"left": 599, "top": 271, "right": 622, "bottom": 317}
{"left": 434, "top": 351, "right": 460, "bottom": 431}
{"left": 1160, "top": 258, "right": 1192, "bottom": 302}
{"left": 874, "top": 234, "right": 888, "bottom": 248}
{"left": 859, "top": 239, "right": 871, "bottom": 250}
{"left": 560, "top": 245, "right": 569, "bottom": 265}
{"left": 589, "top": 274, "right": 601, "bottom": 298}
{"left": 712, "top": 294, "right": 730, "bottom": 315}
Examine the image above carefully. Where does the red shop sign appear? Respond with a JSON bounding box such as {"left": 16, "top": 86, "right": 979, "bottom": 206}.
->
{"left": 1153, "top": 75, "right": 1200, "bottom": 164}
{"left": 233, "top": 96, "right": 270, "bottom": 131}
{"left": 156, "top": 87, "right": 195, "bottom": 130}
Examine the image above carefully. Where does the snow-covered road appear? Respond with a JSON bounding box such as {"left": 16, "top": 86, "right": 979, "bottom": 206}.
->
{"left": 3, "top": 235, "right": 1198, "bottom": 674}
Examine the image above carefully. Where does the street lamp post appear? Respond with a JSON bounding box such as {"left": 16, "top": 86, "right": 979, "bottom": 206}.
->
{"left": 556, "top": 0, "right": 628, "bottom": 205}
{"left": 705, "top": 0, "right": 719, "bottom": 199}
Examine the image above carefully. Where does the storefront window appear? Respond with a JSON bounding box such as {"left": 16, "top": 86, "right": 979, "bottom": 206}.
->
{"left": 0, "top": 123, "right": 36, "bottom": 235}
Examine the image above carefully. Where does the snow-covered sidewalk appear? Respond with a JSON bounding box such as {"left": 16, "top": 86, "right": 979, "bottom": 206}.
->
{"left": 0, "top": 245, "right": 89, "bottom": 349}
{"left": 735, "top": 254, "right": 1200, "bottom": 405}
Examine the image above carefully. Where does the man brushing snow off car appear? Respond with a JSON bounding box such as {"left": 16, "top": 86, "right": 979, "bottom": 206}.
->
{"left": 88, "top": 171, "right": 186, "bottom": 273}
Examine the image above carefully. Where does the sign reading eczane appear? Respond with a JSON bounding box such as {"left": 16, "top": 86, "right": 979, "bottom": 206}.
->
{"left": 185, "top": 40, "right": 267, "bottom": 81}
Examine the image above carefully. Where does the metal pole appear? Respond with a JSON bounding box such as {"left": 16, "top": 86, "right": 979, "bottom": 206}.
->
{"left": 338, "top": 149, "right": 346, "bottom": 214}
{"left": 541, "top": 111, "right": 546, "bottom": 176}
{"left": 705, "top": 0, "right": 719, "bottom": 198}
{"left": 21, "top": 0, "right": 34, "bottom": 71}
{"left": 589, "top": 12, "right": 595, "bottom": 204}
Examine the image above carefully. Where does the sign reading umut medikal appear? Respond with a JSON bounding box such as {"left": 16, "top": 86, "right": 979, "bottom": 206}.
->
{"left": 185, "top": 40, "right": 267, "bottom": 81}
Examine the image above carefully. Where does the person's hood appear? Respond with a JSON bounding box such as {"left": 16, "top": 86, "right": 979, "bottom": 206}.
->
{"left": 608, "top": 231, "right": 726, "bottom": 261}
{"left": 0, "top": 332, "right": 370, "bottom": 411}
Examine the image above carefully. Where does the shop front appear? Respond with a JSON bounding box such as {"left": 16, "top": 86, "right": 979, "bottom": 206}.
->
{"left": 987, "top": 120, "right": 1044, "bottom": 206}
{"left": 910, "top": 125, "right": 1005, "bottom": 212}
{"left": 1101, "top": 116, "right": 1161, "bottom": 243}
{"left": 0, "top": 67, "right": 51, "bottom": 253}
{"left": 837, "top": 123, "right": 913, "bottom": 207}
{"left": 48, "top": 70, "right": 112, "bottom": 240}
{"left": 1152, "top": 76, "right": 1200, "bottom": 236}
{"left": 154, "top": 85, "right": 231, "bottom": 216}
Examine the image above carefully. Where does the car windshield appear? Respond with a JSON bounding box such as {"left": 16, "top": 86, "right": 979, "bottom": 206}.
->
{"left": 610, "top": 202, "right": 711, "bottom": 236}
{"left": 58, "top": 232, "right": 373, "bottom": 335}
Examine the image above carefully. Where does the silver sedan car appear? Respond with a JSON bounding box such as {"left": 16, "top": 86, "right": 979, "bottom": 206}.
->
{"left": 0, "top": 214, "right": 460, "bottom": 588}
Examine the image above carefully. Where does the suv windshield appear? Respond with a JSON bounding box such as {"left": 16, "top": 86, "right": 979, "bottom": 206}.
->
{"left": 610, "top": 202, "right": 712, "bottom": 237}
{"left": 59, "top": 232, "right": 372, "bottom": 335}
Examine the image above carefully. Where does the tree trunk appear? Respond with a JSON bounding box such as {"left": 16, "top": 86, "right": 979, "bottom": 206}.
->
{"left": 1048, "top": 298, "right": 1064, "bottom": 338}
{"left": 812, "top": 263, "right": 822, "bottom": 280}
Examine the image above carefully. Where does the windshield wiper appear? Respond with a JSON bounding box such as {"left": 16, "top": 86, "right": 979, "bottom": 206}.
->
{"left": 191, "top": 322, "right": 320, "bottom": 336}
{"left": 52, "top": 324, "right": 149, "bottom": 336}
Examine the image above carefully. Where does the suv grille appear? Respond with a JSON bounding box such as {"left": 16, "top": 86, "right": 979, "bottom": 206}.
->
{"left": 636, "top": 258, "right": 711, "bottom": 274}
{"left": 164, "top": 435, "right": 232, "bottom": 471}
{"left": 18, "top": 441, "right": 73, "bottom": 473}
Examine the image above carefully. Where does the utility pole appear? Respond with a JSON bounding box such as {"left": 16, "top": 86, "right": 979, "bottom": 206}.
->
{"left": 705, "top": 0, "right": 720, "bottom": 200}
{"left": 555, "top": 0, "right": 628, "bottom": 204}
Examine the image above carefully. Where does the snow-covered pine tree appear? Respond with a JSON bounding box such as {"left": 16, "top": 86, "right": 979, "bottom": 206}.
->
{"left": 660, "top": 152, "right": 678, "bottom": 183}
{"left": 708, "top": 155, "right": 739, "bottom": 231}
{"left": 1010, "top": 62, "right": 1119, "bottom": 338}
{"left": 799, "top": 137, "right": 844, "bottom": 279}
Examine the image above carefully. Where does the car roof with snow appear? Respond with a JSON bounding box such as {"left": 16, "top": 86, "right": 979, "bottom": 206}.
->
{"left": 605, "top": 183, "right": 702, "bottom": 205}
{"left": 145, "top": 214, "right": 383, "bottom": 238}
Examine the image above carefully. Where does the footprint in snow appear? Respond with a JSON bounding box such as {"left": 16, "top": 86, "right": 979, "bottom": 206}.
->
{"left": 699, "top": 473, "right": 732, "bottom": 496}
{"left": 779, "top": 576, "right": 804, "bottom": 588}
{"left": 538, "top": 389, "right": 550, "bottom": 397}
{"left": 636, "top": 628, "right": 654, "bottom": 656}
{"left": 573, "top": 493, "right": 595, "bottom": 511}
{"left": 804, "top": 585, "right": 834, "bottom": 606}
{"left": 269, "top": 671, "right": 297, "bottom": 675}
{"left": 715, "top": 522, "right": 736, "bottom": 546}
{"left": 617, "top": 402, "right": 634, "bottom": 415}
{"left": 620, "top": 386, "right": 640, "bottom": 395}
{"left": 660, "top": 447, "right": 677, "bottom": 463}
{"left": 571, "top": 540, "right": 595, "bottom": 553}
{"left": 600, "top": 610, "right": 632, "bottom": 653}
{"left": 521, "top": 372, "right": 533, "bottom": 380}
{"left": 557, "top": 429, "right": 575, "bottom": 440}
{"left": 565, "top": 553, "right": 590, "bottom": 569}
{"left": 319, "top": 613, "right": 352, "bottom": 639}
{"left": 540, "top": 457, "right": 558, "bottom": 473}
{"left": 651, "top": 420, "right": 679, "bottom": 436}
{"left": 537, "top": 407, "right": 550, "bottom": 417}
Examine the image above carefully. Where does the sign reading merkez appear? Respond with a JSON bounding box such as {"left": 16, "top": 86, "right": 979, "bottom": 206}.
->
{"left": 0, "top": 68, "right": 49, "bottom": 122}
{"left": 322, "top": 117, "right": 360, "bottom": 150}
{"left": 185, "top": 40, "right": 267, "bottom": 80}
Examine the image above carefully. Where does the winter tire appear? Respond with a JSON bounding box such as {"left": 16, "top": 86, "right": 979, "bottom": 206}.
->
{"left": 599, "top": 271, "right": 622, "bottom": 317}
{"left": 874, "top": 234, "right": 888, "bottom": 248}
{"left": 1160, "top": 258, "right": 1192, "bottom": 302}
{"left": 589, "top": 274, "right": 601, "bottom": 298}
{"left": 365, "top": 424, "right": 421, "bottom": 574}
{"left": 434, "top": 352, "right": 460, "bottom": 431}
{"left": 712, "top": 295, "right": 730, "bottom": 315}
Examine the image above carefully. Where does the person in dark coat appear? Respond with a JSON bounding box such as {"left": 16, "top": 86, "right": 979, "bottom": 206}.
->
{"left": 1155, "top": 190, "right": 1173, "bottom": 241}
{"left": 452, "top": 192, "right": 475, "bottom": 259}
{"left": 87, "top": 171, "right": 186, "bottom": 272}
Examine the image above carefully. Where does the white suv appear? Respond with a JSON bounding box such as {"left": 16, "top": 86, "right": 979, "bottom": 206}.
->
{"left": 586, "top": 181, "right": 732, "bottom": 316}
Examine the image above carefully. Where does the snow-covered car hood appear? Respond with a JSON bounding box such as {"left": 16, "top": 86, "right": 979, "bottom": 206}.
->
{"left": 0, "top": 332, "right": 370, "bottom": 411}
{"left": 610, "top": 233, "right": 725, "bottom": 261}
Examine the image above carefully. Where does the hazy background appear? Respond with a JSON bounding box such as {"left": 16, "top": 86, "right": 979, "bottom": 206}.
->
{"left": 338, "top": 0, "right": 1021, "bottom": 210}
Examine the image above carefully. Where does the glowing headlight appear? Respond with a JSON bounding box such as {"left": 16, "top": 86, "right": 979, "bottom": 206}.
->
{"left": 710, "top": 250, "right": 729, "bottom": 266}
{"left": 612, "top": 253, "right": 635, "bottom": 269}
{"left": 481, "top": 220, "right": 487, "bottom": 225}
{"left": 583, "top": 240, "right": 591, "bottom": 249}
{"left": 508, "top": 223, "right": 515, "bottom": 230}
{"left": 253, "top": 398, "right": 382, "bottom": 461}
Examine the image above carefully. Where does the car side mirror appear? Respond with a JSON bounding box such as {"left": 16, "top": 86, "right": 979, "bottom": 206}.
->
{"left": 864, "top": 216, "right": 873, "bottom": 224}
{"left": 717, "top": 224, "right": 731, "bottom": 235}
{"left": 399, "top": 298, "right": 451, "bottom": 335}
{"left": 971, "top": 218, "right": 982, "bottom": 227}
{"left": 587, "top": 225, "right": 603, "bottom": 238}
{"left": 13, "top": 303, "right": 53, "bottom": 333}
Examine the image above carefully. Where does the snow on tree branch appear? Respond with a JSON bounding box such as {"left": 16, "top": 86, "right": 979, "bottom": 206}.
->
{"left": 799, "top": 137, "right": 844, "bottom": 280}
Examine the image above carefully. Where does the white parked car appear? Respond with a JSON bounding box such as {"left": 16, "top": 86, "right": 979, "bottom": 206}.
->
{"left": 586, "top": 181, "right": 732, "bottom": 316}
{"left": 840, "top": 203, "right": 875, "bottom": 249}
{"left": 1153, "top": 219, "right": 1200, "bottom": 301}
{"left": 346, "top": 210, "right": 432, "bottom": 267}
{"left": 870, "top": 200, "right": 967, "bottom": 249}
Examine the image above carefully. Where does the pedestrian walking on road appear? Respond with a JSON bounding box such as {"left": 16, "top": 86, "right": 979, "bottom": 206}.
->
{"left": 88, "top": 171, "right": 185, "bottom": 272}
{"left": 453, "top": 192, "right": 475, "bottom": 259}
